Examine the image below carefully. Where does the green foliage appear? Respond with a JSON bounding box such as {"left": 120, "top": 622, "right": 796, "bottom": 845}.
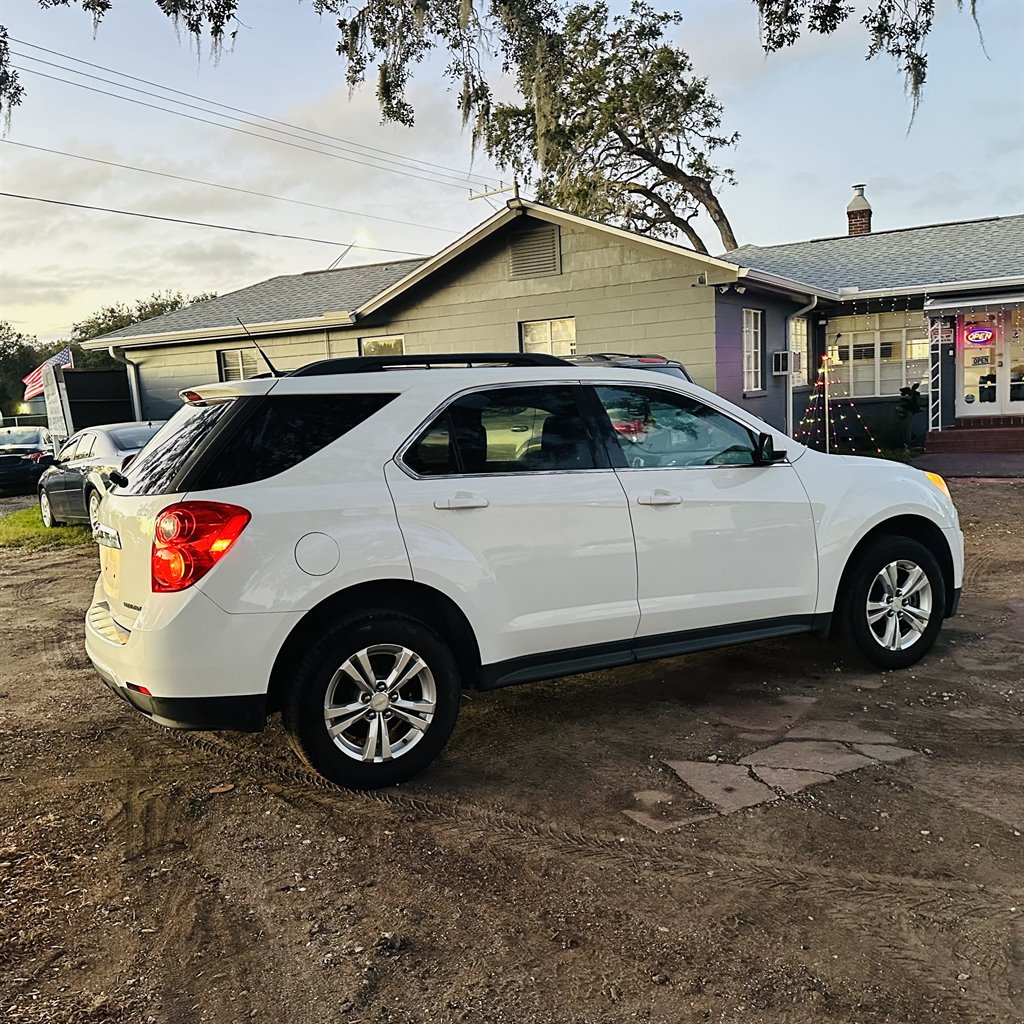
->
{"left": 0, "top": 507, "right": 93, "bottom": 549}
{"left": 483, "top": 2, "right": 738, "bottom": 252}
{"left": 0, "top": 322, "right": 40, "bottom": 414}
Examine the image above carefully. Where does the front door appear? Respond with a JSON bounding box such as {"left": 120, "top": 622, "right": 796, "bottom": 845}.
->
{"left": 386, "top": 383, "right": 640, "bottom": 667}
{"left": 957, "top": 309, "right": 1024, "bottom": 416}
{"left": 590, "top": 384, "right": 818, "bottom": 638}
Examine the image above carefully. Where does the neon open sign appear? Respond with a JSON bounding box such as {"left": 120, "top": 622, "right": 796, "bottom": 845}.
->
{"left": 965, "top": 327, "right": 995, "bottom": 345}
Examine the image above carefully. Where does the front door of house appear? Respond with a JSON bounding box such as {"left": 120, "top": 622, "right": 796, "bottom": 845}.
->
{"left": 957, "top": 309, "right": 1024, "bottom": 416}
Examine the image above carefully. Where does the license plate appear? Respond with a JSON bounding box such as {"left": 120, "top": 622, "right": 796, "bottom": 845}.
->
{"left": 100, "top": 545, "right": 122, "bottom": 600}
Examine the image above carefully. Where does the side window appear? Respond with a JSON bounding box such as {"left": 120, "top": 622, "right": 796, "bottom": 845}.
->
{"left": 192, "top": 393, "right": 398, "bottom": 490}
{"left": 595, "top": 386, "right": 756, "bottom": 468}
{"left": 58, "top": 435, "right": 82, "bottom": 462}
{"left": 76, "top": 434, "right": 96, "bottom": 459}
{"left": 404, "top": 386, "right": 596, "bottom": 476}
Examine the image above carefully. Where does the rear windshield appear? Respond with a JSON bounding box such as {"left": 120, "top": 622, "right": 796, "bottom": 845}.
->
{"left": 0, "top": 428, "right": 44, "bottom": 447}
{"left": 109, "top": 423, "right": 163, "bottom": 451}
{"left": 122, "top": 402, "right": 234, "bottom": 496}
{"left": 192, "top": 393, "right": 397, "bottom": 490}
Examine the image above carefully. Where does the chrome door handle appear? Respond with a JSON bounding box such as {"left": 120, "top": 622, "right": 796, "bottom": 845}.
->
{"left": 637, "top": 490, "right": 682, "bottom": 506}
{"left": 434, "top": 494, "right": 489, "bottom": 510}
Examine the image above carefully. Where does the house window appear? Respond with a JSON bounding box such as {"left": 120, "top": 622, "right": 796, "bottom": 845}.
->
{"left": 218, "top": 348, "right": 260, "bottom": 382}
{"left": 789, "top": 317, "right": 810, "bottom": 386}
{"left": 359, "top": 335, "right": 404, "bottom": 356}
{"left": 827, "top": 314, "right": 929, "bottom": 397}
{"left": 521, "top": 318, "right": 576, "bottom": 356}
{"left": 742, "top": 309, "right": 763, "bottom": 392}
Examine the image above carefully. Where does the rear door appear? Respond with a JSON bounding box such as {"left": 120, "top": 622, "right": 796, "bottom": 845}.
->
{"left": 589, "top": 383, "right": 818, "bottom": 637}
{"left": 385, "top": 383, "right": 639, "bottom": 667}
{"left": 60, "top": 432, "right": 96, "bottom": 518}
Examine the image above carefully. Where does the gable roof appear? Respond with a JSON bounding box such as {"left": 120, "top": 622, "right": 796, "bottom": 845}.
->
{"left": 724, "top": 214, "right": 1024, "bottom": 294}
{"left": 87, "top": 258, "right": 427, "bottom": 346}
{"left": 356, "top": 198, "right": 743, "bottom": 319}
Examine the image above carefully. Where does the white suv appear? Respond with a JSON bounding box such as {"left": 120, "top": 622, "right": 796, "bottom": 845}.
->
{"left": 85, "top": 354, "right": 963, "bottom": 788}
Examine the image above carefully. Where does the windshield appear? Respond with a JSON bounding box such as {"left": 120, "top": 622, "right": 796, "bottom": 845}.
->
{"left": 0, "top": 427, "right": 44, "bottom": 447}
{"left": 109, "top": 423, "right": 164, "bottom": 451}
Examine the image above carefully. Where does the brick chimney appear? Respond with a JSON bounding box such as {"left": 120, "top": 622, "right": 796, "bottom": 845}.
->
{"left": 847, "top": 183, "right": 872, "bottom": 236}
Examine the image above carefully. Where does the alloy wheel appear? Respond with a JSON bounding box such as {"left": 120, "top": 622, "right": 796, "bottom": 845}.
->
{"left": 865, "top": 559, "right": 933, "bottom": 652}
{"left": 40, "top": 492, "right": 53, "bottom": 528}
{"left": 88, "top": 491, "right": 102, "bottom": 531}
{"left": 323, "top": 644, "right": 436, "bottom": 763}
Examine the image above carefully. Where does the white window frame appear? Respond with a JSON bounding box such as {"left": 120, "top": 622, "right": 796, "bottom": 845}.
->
{"left": 827, "top": 314, "right": 929, "bottom": 397}
{"left": 359, "top": 335, "right": 405, "bottom": 357}
{"left": 742, "top": 309, "right": 763, "bottom": 393}
{"left": 520, "top": 317, "right": 577, "bottom": 356}
{"left": 788, "top": 316, "right": 810, "bottom": 386}
{"left": 217, "top": 348, "right": 260, "bottom": 382}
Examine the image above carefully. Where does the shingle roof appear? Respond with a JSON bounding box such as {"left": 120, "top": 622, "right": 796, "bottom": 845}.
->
{"left": 97, "top": 258, "right": 428, "bottom": 341}
{"left": 724, "top": 214, "right": 1024, "bottom": 293}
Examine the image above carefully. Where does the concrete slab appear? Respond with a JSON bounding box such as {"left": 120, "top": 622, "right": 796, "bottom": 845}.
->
{"left": 738, "top": 741, "right": 876, "bottom": 775}
{"left": 853, "top": 743, "right": 919, "bottom": 763}
{"left": 698, "top": 694, "right": 817, "bottom": 735}
{"left": 788, "top": 720, "right": 897, "bottom": 744}
{"left": 665, "top": 761, "right": 779, "bottom": 814}
{"left": 622, "top": 809, "right": 718, "bottom": 833}
{"left": 752, "top": 766, "right": 835, "bottom": 794}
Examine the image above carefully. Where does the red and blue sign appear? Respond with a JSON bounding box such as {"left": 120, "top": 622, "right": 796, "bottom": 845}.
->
{"left": 964, "top": 326, "right": 995, "bottom": 345}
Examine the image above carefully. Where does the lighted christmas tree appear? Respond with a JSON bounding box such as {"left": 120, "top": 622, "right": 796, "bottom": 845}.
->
{"left": 794, "top": 355, "right": 883, "bottom": 454}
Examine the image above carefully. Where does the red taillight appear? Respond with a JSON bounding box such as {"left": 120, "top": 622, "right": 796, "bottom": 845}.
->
{"left": 21, "top": 451, "right": 46, "bottom": 462}
{"left": 151, "top": 501, "right": 250, "bottom": 593}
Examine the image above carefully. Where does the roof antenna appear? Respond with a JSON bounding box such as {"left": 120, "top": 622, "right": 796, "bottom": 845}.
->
{"left": 235, "top": 317, "right": 283, "bottom": 378}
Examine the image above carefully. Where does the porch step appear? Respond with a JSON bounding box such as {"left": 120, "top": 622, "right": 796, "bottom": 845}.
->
{"left": 926, "top": 426, "right": 1024, "bottom": 453}
{"left": 953, "top": 415, "right": 1024, "bottom": 429}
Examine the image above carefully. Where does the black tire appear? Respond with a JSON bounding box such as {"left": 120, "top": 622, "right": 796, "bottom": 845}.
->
{"left": 838, "top": 536, "right": 945, "bottom": 670}
{"left": 39, "top": 489, "right": 62, "bottom": 528}
{"left": 283, "top": 611, "right": 461, "bottom": 788}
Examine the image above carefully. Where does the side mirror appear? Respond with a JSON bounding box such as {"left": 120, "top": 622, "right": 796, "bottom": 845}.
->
{"left": 755, "top": 431, "right": 787, "bottom": 465}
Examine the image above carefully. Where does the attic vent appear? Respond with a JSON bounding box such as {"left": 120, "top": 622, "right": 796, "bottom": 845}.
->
{"left": 509, "top": 224, "right": 561, "bottom": 279}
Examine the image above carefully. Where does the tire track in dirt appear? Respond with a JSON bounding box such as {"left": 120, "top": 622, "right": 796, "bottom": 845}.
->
{"left": 39, "top": 625, "right": 92, "bottom": 672}
{"left": 166, "top": 729, "right": 1024, "bottom": 910}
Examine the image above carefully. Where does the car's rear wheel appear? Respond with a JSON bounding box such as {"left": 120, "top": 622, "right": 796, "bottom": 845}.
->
{"left": 839, "top": 536, "right": 945, "bottom": 669}
{"left": 87, "top": 489, "right": 102, "bottom": 531}
{"left": 39, "top": 490, "right": 61, "bottom": 529}
{"left": 283, "top": 612, "right": 461, "bottom": 788}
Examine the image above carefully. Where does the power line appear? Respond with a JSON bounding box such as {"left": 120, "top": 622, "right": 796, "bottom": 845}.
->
{"left": 14, "top": 52, "right": 489, "bottom": 191}
{"left": 0, "top": 140, "right": 455, "bottom": 234}
{"left": 13, "top": 64, "right": 486, "bottom": 193}
{"left": 0, "top": 191, "right": 428, "bottom": 254}
{"left": 10, "top": 37, "right": 505, "bottom": 187}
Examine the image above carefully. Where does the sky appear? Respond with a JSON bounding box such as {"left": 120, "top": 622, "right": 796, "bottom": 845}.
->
{"left": 1, "top": 0, "right": 1022, "bottom": 343}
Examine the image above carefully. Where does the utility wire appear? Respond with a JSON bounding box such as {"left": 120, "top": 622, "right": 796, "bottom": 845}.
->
{"left": 13, "top": 65, "right": 485, "bottom": 193}
{"left": 0, "top": 191, "right": 428, "bottom": 255}
{"left": 0, "top": 140, "right": 455, "bottom": 234}
{"left": 11, "top": 37, "right": 505, "bottom": 187}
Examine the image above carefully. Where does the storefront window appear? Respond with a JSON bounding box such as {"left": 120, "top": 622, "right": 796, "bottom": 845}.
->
{"left": 826, "top": 313, "right": 929, "bottom": 397}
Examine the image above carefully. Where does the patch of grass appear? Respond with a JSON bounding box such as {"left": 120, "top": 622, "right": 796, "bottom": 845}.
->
{"left": 0, "top": 507, "right": 93, "bottom": 549}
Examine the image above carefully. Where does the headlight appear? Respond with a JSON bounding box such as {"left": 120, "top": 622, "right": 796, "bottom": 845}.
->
{"left": 924, "top": 471, "right": 951, "bottom": 501}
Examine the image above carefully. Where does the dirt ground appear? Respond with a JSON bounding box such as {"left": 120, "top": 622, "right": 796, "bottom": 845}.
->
{"left": 1, "top": 481, "right": 1022, "bottom": 1024}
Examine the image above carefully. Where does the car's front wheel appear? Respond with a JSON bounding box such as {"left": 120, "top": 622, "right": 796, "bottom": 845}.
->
{"left": 283, "top": 612, "right": 461, "bottom": 788}
{"left": 39, "top": 490, "right": 61, "bottom": 529}
{"left": 839, "top": 536, "right": 945, "bottom": 669}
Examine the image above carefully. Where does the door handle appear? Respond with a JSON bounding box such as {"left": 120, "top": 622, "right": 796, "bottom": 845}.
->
{"left": 434, "top": 493, "right": 489, "bottom": 510}
{"left": 637, "top": 490, "right": 682, "bottom": 506}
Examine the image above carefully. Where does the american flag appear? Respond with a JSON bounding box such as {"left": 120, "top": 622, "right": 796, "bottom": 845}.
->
{"left": 22, "top": 346, "right": 73, "bottom": 401}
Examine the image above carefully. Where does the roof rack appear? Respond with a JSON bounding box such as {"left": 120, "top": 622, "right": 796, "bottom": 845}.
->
{"left": 290, "top": 353, "right": 570, "bottom": 376}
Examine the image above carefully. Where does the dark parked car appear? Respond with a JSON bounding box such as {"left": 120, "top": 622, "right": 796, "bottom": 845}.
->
{"left": 38, "top": 421, "right": 164, "bottom": 529}
{"left": 0, "top": 426, "right": 55, "bottom": 494}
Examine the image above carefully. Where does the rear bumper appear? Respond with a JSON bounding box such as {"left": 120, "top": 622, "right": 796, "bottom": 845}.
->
{"left": 85, "top": 577, "right": 302, "bottom": 732}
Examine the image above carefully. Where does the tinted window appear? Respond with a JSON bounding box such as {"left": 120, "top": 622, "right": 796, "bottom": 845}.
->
{"left": 194, "top": 393, "right": 397, "bottom": 490}
{"left": 109, "top": 424, "right": 163, "bottom": 451}
{"left": 58, "top": 435, "right": 82, "bottom": 461}
{"left": 76, "top": 434, "right": 96, "bottom": 459}
{"left": 404, "top": 386, "right": 595, "bottom": 475}
{"left": 595, "top": 386, "right": 756, "bottom": 468}
{"left": 124, "top": 402, "right": 234, "bottom": 495}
